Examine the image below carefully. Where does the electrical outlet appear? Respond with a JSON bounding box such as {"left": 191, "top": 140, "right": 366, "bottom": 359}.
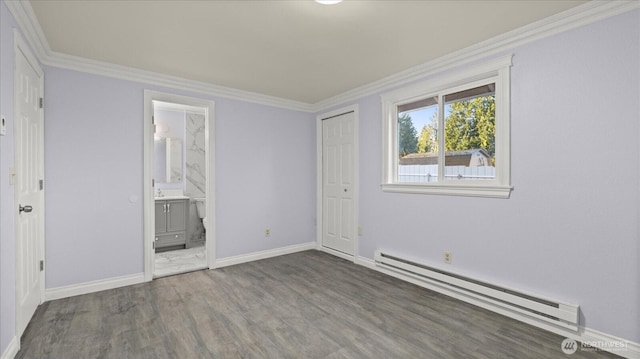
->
{"left": 265, "top": 228, "right": 270, "bottom": 237}
{"left": 444, "top": 251, "right": 452, "bottom": 264}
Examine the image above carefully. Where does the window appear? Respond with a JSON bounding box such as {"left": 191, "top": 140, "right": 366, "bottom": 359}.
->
{"left": 381, "top": 55, "right": 512, "bottom": 198}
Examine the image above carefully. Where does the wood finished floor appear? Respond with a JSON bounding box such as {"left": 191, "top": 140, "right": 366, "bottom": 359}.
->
{"left": 17, "top": 250, "right": 622, "bottom": 359}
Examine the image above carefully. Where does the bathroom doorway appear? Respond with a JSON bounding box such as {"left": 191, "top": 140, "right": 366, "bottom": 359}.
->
{"left": 143, "top": 91, "right": 215, "bottom": 280}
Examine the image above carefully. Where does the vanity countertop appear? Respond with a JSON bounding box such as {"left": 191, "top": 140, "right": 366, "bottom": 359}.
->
{"left": 155, "top": 196, "right": 190, "bottom": 200}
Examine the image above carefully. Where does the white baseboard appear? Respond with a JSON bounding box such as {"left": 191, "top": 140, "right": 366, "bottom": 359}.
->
{"left": 44, "top": 243, "right": 317, "bottom": 301}
{"left": 354, "top": 255, "right": 376, "bottom": 269}
{"left": 318, "top": 245, "right": 355, "bottom": 262}
{"left": 0, "top": 336, "right": 18, "bottom": 359}
{"left": 575, "top": 327, "right": 640, "bottom": 359}
{"left": 215, "top": 242, "right": 316, "bottom": 268}
{"left": 355, "top": 256, "right": 639, "bottom": 359}
{"left": 44, "top": 273, "right": 145, "bottom": 301}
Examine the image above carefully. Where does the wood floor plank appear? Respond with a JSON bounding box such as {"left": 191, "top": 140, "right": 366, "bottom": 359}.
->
{"left": 16, "top": 250, "right": 624, "bottom": 359}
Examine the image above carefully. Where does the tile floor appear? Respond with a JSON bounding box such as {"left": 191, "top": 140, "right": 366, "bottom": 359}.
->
{"left": 154, "top": 244, "right": 206, "bottom": 278}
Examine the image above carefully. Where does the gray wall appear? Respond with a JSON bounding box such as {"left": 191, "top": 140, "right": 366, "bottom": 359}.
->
{"left": 324, "top": 9, "right": 639, "bottom": 342}
{"left": 44, "top": 69, "right": 147, "bottom": 287}
{"left": 43, "top": 67, "right": 317, "bottom": 288}
{"left": 1, "top": 2, "right": 638, "bottom": 357}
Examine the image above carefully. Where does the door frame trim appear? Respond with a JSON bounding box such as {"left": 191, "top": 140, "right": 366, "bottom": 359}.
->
{"left": 315, "top": 104, "right": 359, "bottom": 260}
{"left": 13, "top": 29, "right": 45, "bottom": 338}
{"left": 143, "top": 90, "right": 216, "bottom": 281}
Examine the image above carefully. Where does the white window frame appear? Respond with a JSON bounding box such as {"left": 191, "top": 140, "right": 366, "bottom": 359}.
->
{"left": 381, "top": 55, "right": 513, "bottom": 198}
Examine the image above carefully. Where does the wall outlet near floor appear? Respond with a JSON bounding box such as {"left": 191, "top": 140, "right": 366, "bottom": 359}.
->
{"left": 265, "top": 228, "right": 270, "bottom": 237}
{"left": 444, "top": 251, "right": 452, "bottom": 264}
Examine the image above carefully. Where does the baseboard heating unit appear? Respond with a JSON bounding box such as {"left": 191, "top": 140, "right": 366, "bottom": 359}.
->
{"left": 374, "top": 251, "right": 579, "bottom": 331}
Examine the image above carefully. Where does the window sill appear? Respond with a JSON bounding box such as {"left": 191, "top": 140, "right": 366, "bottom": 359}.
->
{"left": 381, "top": 183, "right": 512, "bottom": 199}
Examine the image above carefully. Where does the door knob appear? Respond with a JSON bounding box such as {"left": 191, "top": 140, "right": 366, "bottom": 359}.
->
{"left": 19, "top": 204, "right": 33, "bottom": 213}
{"left": 344, "top": 188, "right": 348, "bottom": 192}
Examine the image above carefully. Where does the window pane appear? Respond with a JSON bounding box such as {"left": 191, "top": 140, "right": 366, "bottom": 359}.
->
{"left": 444, "top": 84, "right": 495, "bottom": 181}
{"left": 397, "top": 97, "right": 439, "bottom": 183}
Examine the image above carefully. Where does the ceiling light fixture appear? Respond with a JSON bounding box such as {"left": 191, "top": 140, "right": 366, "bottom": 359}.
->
{"left": 315, "top": 0, "right": 343, "bottom": 4}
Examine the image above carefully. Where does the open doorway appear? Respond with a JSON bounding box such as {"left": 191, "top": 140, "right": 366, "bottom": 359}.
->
{"left": 143, "top": 91, "right": 215, "bottom": 280}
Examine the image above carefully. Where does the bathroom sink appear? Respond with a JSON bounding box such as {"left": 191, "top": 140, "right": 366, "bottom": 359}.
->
{"left": 155, "top": 195, "right": 189, "bottom": 200}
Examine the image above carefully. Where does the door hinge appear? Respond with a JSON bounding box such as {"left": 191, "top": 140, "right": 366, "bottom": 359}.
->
{"left": 152, "top": 179, "right": 155, "bottom": 187}
{"left": 152, "top": 242, "right": 155, "bottom": 250}
{"left": 39, "top": 98, "right": 44, "bottom": 109}
{"left": 152, "top": 115, "right": 155, "bottom": 124}
{"left": 40, "top": 260, "right": 44, "bottom": 271}
{"left": 39, "top": 179, "right": 44, "bottom": 190}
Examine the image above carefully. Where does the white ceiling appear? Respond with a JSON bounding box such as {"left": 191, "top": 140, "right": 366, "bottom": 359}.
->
{"left": 30, "top": 0, "right": 587, "bottom": 104}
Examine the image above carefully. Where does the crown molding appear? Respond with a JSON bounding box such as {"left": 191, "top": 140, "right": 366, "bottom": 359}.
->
{"left": 43, "top": 51, "right": 315, "bottom": 112}
{"left": 312, "top": 0, "right": 640, "bottom": 112}
{"left": 6, "top": 0, "right": 639, "bottom": 114}
{"left": 4, "top": 0, "right": 315, "bottom": 113}
{"left": 4, "top": 0, "right": 48, "bottom": 59}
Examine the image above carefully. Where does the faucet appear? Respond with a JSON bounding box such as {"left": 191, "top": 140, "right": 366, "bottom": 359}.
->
{"left": 156, "top": 188, "right": 164, "bottom": 197}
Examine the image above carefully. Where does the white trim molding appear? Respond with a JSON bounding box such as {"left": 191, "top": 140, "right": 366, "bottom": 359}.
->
{"left": 3, "top": 0, "right": 313, "bottom": 113}
{"left": 574, "top": 328, "right": 640, "bottom": 359}
{"left": 380, "top": 55, "right": 512, "bottom": 198}
{"left": 0, "top": 336, "right": 18, "bottom": 359}
{"left": 354, "top": 255, "right": 640, "bottom": 359}
{"left": 44, "top": 273, "right": 145, "bottom": 302}
{"left": 143, "top": 90, "right": 216, "bottom": 281}
{"left": 45, "top": 52, "right": 313, "bottom": 112}
{"left": 215, "top": 242, "right": 316, "bottom": 268}
{"left": 314, "top": 0, "right": 640, "bottom": 111}
{"left": 5, "top": 0, "right": 638, "bottom": 114}
{"left": 318, "top": 245, "right": 354, "bottom": 262}
{"left": 3, "top": 0, "right": 49, "bottom": 63}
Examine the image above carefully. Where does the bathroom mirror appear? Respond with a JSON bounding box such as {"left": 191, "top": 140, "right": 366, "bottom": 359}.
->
{"left": 154, "top": 137, "right": 183, "bottom": 183}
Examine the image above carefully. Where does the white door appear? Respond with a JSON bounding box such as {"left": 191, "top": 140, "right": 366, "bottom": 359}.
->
{"left": 14, "top": 33, "right": 45, "bottom": 337}
{"left": 322, "top": 112, "right": 356, "bottom": 255}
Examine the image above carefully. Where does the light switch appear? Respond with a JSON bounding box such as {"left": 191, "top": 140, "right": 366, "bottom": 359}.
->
{"left": 0, "top": 115, "right": 6, "bottom": 136}
{"left": 9, "top": 167, "right": 15, "bottom": 185}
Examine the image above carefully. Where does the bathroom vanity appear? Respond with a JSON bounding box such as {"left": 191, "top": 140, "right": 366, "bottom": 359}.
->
{"left": 155, "top": 197, "right": 190, "bottom": 251}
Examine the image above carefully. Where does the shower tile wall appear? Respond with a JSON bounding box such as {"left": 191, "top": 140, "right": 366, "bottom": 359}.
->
{"left": 186, "top": 112, "right": 206, "bottom": 244}
{"left": 186, "top": 112, "right": 206, "bottom": 197}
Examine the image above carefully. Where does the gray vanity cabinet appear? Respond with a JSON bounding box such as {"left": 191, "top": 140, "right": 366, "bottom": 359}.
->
{"left": 155, "top": 198, "right": 189, "bottom": 251}
{"left": 154, "top": 201, "right": 168, "bottom": 234}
